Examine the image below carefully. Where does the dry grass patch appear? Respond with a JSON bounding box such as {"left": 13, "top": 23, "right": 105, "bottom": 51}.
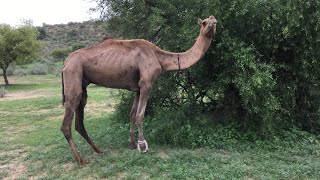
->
{"left": 0, "top": 89, "right": 56, "bottom": 101}
{"left": 85, "top": 101, "right": 116, "bottom": 117}
{"left": 156, "top": 150, "right": 170, "bottom": 160}
{"left": 0, "top": 148, "right": 29, "bottom": 180}
{"left": 4, "top": 76, "right": 60, "bottom": 85}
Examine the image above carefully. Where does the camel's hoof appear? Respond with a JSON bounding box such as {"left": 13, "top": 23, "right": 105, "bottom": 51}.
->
{"left": 137, "top": 140, "right": 148, "bottom": 153}
{"left": 79, "top": 158, "right": 89, "bottom": 165}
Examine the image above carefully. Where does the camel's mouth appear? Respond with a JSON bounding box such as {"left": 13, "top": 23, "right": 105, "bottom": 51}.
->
{"left": 205, "top": 24, "right": 216, "bottom": 36}
{"left": 205, "top": 19, "right": 217, "bottom": 37}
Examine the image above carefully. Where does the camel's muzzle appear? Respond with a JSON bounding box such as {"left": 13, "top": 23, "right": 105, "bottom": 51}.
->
{"left": 205, "top": 24, "right": 216, "bottom": 35}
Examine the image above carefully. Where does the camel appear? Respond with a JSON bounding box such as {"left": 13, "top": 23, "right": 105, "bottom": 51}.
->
{"left": 61, "top": 16, "right": 217, "bottom": 163}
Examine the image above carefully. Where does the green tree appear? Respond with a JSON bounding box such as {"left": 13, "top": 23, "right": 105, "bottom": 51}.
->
{"left": 50, "top": 48, "right": 70, "bottom": 61}
{"left": 0, "top": 24, "right": 42, "bottom": 85}
{"left": 36, "top": 26, "right": 46, "bottom": 40}
{"left": 93, "top": 0, "right": 320, "bottom": 144}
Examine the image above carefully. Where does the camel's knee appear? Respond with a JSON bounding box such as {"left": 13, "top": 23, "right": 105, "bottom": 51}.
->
{"left": 81, "top": 91, "right": 87, "bottom": 104}
{"left": 130, "top": 111, "right": 137, "bottom": 121}
{"left": 75, "top": 105, "right": 85, "bottom": 133}
{"left": 75, "top": 123, "right": 81, "bottom": 133}
{"left": 129, "top": 110, "right": 135, "bottom": 118}
{"left": 75, "top": 120, "right": 85, "bottom": 134}
{"left": 60, "top": 125, "right": 71, "bottom": 139}
{"left": 135, "top": 114, "right": 145, "bottom": 124}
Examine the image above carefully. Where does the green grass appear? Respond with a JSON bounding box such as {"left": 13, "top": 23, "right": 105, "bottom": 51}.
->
{"left": 1, "top": 75, "right": 320, "bottom": 179}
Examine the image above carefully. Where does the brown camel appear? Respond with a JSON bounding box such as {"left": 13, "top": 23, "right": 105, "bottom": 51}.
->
{"left": 61, "top": 16, "right": 217, "bottom": 163}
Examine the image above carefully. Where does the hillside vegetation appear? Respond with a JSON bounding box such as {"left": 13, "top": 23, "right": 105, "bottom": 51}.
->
{"left": 0, "top": 21, "right": 107, "bottom": 77}
{"left": 40, "top": 21, "right": 107, "bottom": 59}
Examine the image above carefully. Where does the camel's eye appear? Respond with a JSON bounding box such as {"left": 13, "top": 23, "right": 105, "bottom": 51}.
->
{"left": 202, "top": 21, "right": 207, "bottom": 26}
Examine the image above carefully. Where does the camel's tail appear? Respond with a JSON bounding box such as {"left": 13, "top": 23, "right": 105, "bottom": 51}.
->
{"left": 61, "top": 71, "right": 65, "bottom": 106}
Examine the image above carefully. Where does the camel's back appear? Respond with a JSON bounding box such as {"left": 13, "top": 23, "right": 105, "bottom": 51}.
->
{"left": 83, "top": 38, "right": 155, "bottom": 53}
{"left": 63, "top": 38, "right": 159, "bottom": 91}
{"left": 102, "top": 38, "right": 155, "bottom": 47}
{"left": 64, "top": 38, "right": 156, "bottom": 66}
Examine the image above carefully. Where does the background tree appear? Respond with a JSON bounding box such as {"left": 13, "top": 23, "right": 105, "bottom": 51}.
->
{"left": 36, "top": 26, "right": 46, "bottom": 40}
{"left": 0, "top": 24, "right": 41, "bottom": 85}
{"left": 93, "top": 0, "right": 320, "bottom": 146}
{"left": 50, "top": 48, "right": 70, "bottom": 61}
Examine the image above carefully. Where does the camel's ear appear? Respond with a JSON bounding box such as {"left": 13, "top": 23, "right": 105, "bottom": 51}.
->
{"left": 198, "top": 18, "right": 203, "bottom": 26}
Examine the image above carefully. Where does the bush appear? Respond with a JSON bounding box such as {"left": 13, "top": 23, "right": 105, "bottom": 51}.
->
{"left": 71, "top": 43, "right": 85, "bottom": 51}
{"left": 112, "top": 93, "right": 248, "bottom": 148}
{"left": 5, "top": 67, "right": 14, "bottom": 76}
{"left": 29, "top": 65, "right": 48, "bottom": 75}
{"left": 50, "top": 48, "right": 70, "bottom": 61}
{"left": 13, "top": 68, "right": 27, "bottom": 76}
{"left": 36, "top": 26, "right": 46, "bottom": 40}
{"left": 0, "top": 86, "right": 7, "bottom": 98}
{"left": 67, "top": 30, "right": 78, "bottom": 39}
{"left": 101, "top": 0, "right": 320, "bottom": 146}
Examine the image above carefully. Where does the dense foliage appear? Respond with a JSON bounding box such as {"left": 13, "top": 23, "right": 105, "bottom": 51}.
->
{"left": 0, "top": 24, "right": 41, "bottom": 85}
{"left": 50, "top": 48, "right": 70, "bottom": 61}
{"left": 94, "top": 0, "right": 320, "bottom": 145}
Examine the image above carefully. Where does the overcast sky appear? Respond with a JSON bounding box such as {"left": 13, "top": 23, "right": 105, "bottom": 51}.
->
{"left": 0, "top": 0, "right": 100, "bottom": 27}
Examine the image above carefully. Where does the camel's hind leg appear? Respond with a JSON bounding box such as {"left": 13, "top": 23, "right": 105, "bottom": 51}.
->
{"left": 75, "top": 88, "right": 102, "bottom": 154}
{"left": 61, "top": 97, "right": 83, "bottom": 163}
{"left": 61, "top": 68, "right": 84, "bottom": 164}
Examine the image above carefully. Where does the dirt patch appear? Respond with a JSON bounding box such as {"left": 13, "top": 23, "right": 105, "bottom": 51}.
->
{"left": 3, "top": 77, "right": 60, "bottom": 85}
{"left": 8, "top": 163, "right": 27, "bottom": 180}
{"left": 117, "top": 172, "right": 128, "bottom": 179}
{"left": 62, "top": 162, "right": 74, "bottom": 172}
{"left": 0, "top": 89, "right": 49, "bottom": 101}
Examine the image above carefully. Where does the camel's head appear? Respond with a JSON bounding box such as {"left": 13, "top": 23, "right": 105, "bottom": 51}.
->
{"left": 198, "top": 16, "right": 217, "bottom": 37}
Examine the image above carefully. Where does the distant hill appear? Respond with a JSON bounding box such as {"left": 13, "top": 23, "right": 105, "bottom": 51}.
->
{"left": 40, "top": 21, "right": 107, "bottom": 59}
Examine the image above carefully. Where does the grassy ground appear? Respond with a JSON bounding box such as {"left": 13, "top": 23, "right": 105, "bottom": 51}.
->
{"left": 1, "top": 75, "right": 320, "bottom": 179}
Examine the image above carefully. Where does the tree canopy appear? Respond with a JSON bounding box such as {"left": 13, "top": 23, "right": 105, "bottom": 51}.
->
{"left": 94, "top": 0, "right": 320, "bottom": 145}
{"left": 0, "top": 24, "right": 41, "bottom": 85}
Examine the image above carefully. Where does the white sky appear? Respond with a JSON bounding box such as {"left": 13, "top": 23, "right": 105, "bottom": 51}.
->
{"left": 0, "top": 0, "right": 100, "bottom": 27}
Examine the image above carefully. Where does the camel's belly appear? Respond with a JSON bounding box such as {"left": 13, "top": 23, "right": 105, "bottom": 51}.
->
{"left": 83, "top": 68, "right": 140, "bottom": 91}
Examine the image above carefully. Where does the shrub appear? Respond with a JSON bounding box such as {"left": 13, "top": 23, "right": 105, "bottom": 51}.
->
{"left": 94, "top": 0, "right": 320, "bottom": 149}
{"left": 50, "top": 48, "right": 70, "bottom": 61}
{"left": 112, "top": 94, "right": 244, "bottom": 148}
{"left": 71, "top": 43, "right": 85, "bottom": 51}
{"left": 0, "top": 86, "right": 7, "bottom": 98}
{"left": 104, "top": 0, "right": 320, "bottom": 141}
{"left": 5, "top": 67, "right": 14, "bottom": 76}
{"left": 67, "top": 30, "right": 78, "bottom": 38}
{"left": 36, "top": 26, "right": 46, "bottom": 40}
{"left": 13, "top": 68, "right": 27, "bottom": 76}
{"left": 29, "top": 65, "right": 48, "bottom": 75}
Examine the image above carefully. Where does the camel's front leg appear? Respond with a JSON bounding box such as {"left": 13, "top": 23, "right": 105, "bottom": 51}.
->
{"left": 129, "top": 92, "right": 140, "bottom": 149}
{"left": 135, "top": 80, "right": 152, "bottom": 153}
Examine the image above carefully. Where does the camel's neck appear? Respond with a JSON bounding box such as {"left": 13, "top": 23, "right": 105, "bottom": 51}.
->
{"left": 155, "top": 33, "right": 212, "bottom": 72}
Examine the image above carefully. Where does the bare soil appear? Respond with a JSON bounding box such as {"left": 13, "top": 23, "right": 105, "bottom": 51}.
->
{"left": 0, "top": 90, "right": 47, "bottom": 101}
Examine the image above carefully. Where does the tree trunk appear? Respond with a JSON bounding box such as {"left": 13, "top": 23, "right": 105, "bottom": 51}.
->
{"left": 2, "top": 68, "right": 9, "bottom": 85}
